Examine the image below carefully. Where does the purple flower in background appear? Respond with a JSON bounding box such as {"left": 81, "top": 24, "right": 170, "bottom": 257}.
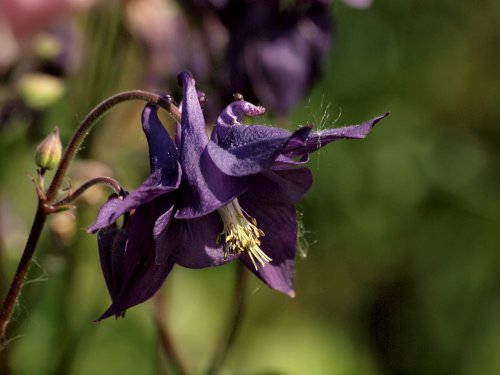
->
{"left": 223, "top": 0, "right": 332, "bottom": 115}
{"left": 89, "top": 71, "right": 387, "bottom": 318}
{"left": 136, "top": 0, "right": 332, "bottom": 118}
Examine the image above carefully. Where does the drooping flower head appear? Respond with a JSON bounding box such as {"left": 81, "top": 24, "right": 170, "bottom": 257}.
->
{"left": 89, "top": 71, "right": 387, "bottom": 318}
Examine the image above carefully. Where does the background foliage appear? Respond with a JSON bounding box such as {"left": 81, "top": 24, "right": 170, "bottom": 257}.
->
{"left": 1, "top": 1, "right": 499, "bottom": 374}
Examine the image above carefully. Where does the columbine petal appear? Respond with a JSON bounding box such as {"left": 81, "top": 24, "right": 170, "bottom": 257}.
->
{"left": 153, "top": 205, "right": 175, "bottom": 264}
{"left": 284, "top": 112, "right": 389, "bottom": 157}
{"left": 88, "top": 196, "right": 123, "bottom": 233}
{"left": 245, "top": 168, "right": 313, "bottom": 205}
{"left": 205, "top": 126, "right": 311, "bottom": 176}
{"left": 98, "top": 200, "right": 174, "bottom": 320}
{"left": 216, "top": 100, "right": 266, "bottom": 128}
{"left": 87, "top": 167, "right": 181, "bottom": 233}
{"left": 167, "top": 212, "right": 241, "bottom": 268}
{"left": 97, "top": 225, "right": 127, "bottom": 301}
{"left": 213, "top": 100, "right": 288, "bottom": 148}
{"left": 87, "top": 105, "right": 181, "bottom": 233}
{"left": 175, "top": 71, "right": 245, "bottom": 219}
{"left": 239, "top": 198, "right": 298, "bottom": 296}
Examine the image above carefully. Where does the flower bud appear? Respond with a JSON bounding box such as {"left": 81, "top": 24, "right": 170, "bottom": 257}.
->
{"left": 35, "top": 127, "right": 62, "bottom": 170}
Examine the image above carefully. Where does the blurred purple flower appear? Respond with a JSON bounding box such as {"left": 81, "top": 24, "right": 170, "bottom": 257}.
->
{"left": 223, "top": 0, "right": 332, "bottom": 115}
{"left": 89, "top": 72, "right": 387, "bottom": 318}
{"left": 129, "top": 0, "right": 332, "bottom": 117}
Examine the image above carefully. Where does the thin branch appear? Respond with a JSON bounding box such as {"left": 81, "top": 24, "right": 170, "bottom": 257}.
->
{"left": 52, "top": 176, "right": 124, "bottom": 208}
{"left": 45, "top": 91, "right": 181, "bottom": 203}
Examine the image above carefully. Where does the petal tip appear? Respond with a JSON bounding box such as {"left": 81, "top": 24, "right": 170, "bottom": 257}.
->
{"left": 177, "top": 71, "right": 194, "bottom": 88}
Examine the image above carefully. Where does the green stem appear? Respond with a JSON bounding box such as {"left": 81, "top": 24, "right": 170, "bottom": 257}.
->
{"left": 207, "top": 263, "right": 248, "bottom": 375}
{"left": 45, "top": 90, "right": 181, "bottom": 203}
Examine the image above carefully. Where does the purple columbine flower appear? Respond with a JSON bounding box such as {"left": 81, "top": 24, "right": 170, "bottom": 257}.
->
{"left": 89, "top": 71, "right": 387, "bottom": 318}
{"left": 88, "top": 103, "right": 181, "bottom": 319}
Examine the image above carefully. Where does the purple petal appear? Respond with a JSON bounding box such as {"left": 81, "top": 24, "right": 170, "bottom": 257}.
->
{"left": 244, "top": 168, "right": 313, "bottom": 205}
{"left": 97, "top": 225, "right": 127, "bottom": 301}
{"left": 165, "top": 212, "right": 239, "bottom": 268}
{"left": 87, "top": 105, "right": 182, "bottom": 233}
{"left": 98, "top": 199, "right": 174, "bottom": 320}
{"left": 88, "top": 197, "right": 123, "bottom": 233}
{"left": 206, "top": 126, "right": 311, "bottom": 177}
{"left": 175, "top": 71, "right": 245, "bottom": 219}
{"left": 153, "top": 205, "right": 175, "bottom": 263}
{"left": 215, "top": 100, "right": 266, "bottom": 129}
{"left": 273, "top": 153, "right": 310, "bottom": 169}
{"left": 215, "top": 123, "right": 290, "bottom": 150}
{"left": 87, "top": 167, "right": 181, "bottom": 233}
{"left": 142, "top": 104, "right": 179, "bottom": 173}
{"left": 284, "top": 113, "right": 389, "bottom": 157}
{"left": 239, "top": 198, "right": 298, "bottom": 296}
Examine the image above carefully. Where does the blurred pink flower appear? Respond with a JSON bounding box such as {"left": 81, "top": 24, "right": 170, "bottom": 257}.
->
{"left": 0, "top": 0, "right": 99, "bottom": 67}
{"left": 0, "top": 0, "right": 98, "bottom": 38}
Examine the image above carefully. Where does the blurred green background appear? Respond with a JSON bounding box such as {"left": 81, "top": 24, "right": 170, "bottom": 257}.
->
{"left": 1, "top": 1, "right": 499, "bottom": 374}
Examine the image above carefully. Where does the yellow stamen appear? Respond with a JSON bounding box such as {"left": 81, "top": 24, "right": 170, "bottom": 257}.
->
{"left": 216, "top": 198, "right": 271, "bottom": 270}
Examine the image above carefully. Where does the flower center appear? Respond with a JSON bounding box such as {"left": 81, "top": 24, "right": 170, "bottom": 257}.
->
{"left": 216, "top": 198, "right": 271, "bottom": 270}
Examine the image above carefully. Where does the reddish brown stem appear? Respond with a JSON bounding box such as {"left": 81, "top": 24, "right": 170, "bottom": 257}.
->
{"left": 0, "top": 90, "right": 181, "bottom": 346}
{"left": 45, "top": 91, "right": 180, "bottom": 203}
{"left": 0, "top": 202, "right": 47, "bottom": 343}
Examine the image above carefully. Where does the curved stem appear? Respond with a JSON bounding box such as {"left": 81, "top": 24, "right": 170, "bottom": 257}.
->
{"left": 0, "top": 202, "right": 47, "bottom": 343}
{"left": 45, "top": 90, "right": 181, "bottom": 203}
{"left": 52, "top": 176, "right": 124, "bottom": 208}
{"left": 0, "top": 90, "right": 181, "bottom": 345}
{"left": 207, "top": 263, "right": 248, "bottom": 375}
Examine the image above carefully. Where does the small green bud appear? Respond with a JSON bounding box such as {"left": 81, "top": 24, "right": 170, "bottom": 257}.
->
{"left": 35, "top": 127, "right": 62, "bottom": 171}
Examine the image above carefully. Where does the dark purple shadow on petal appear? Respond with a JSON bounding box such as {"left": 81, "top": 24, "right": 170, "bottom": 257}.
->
{"left": 175, "top": 71, "right": 245, "bottom": 219}
{"left": 284, "top": 112, "right": 389, "bottom": 157}
{"left": 167, "top": 212, "right": 238, "bottom": 268}
{"left": 244, "top": 167, "right": 313, "bottom": 205}
{"left": 239, "top": 198, "right": 298, "bottom": 296}
{"left": 98, "top": 198, "right": 174, "bottom": 320}
{"left": 98, "top": 225, "right": 127, "bottom": 301}
{"left": 153, "top": 205, "right": 175, "bottom": 263}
